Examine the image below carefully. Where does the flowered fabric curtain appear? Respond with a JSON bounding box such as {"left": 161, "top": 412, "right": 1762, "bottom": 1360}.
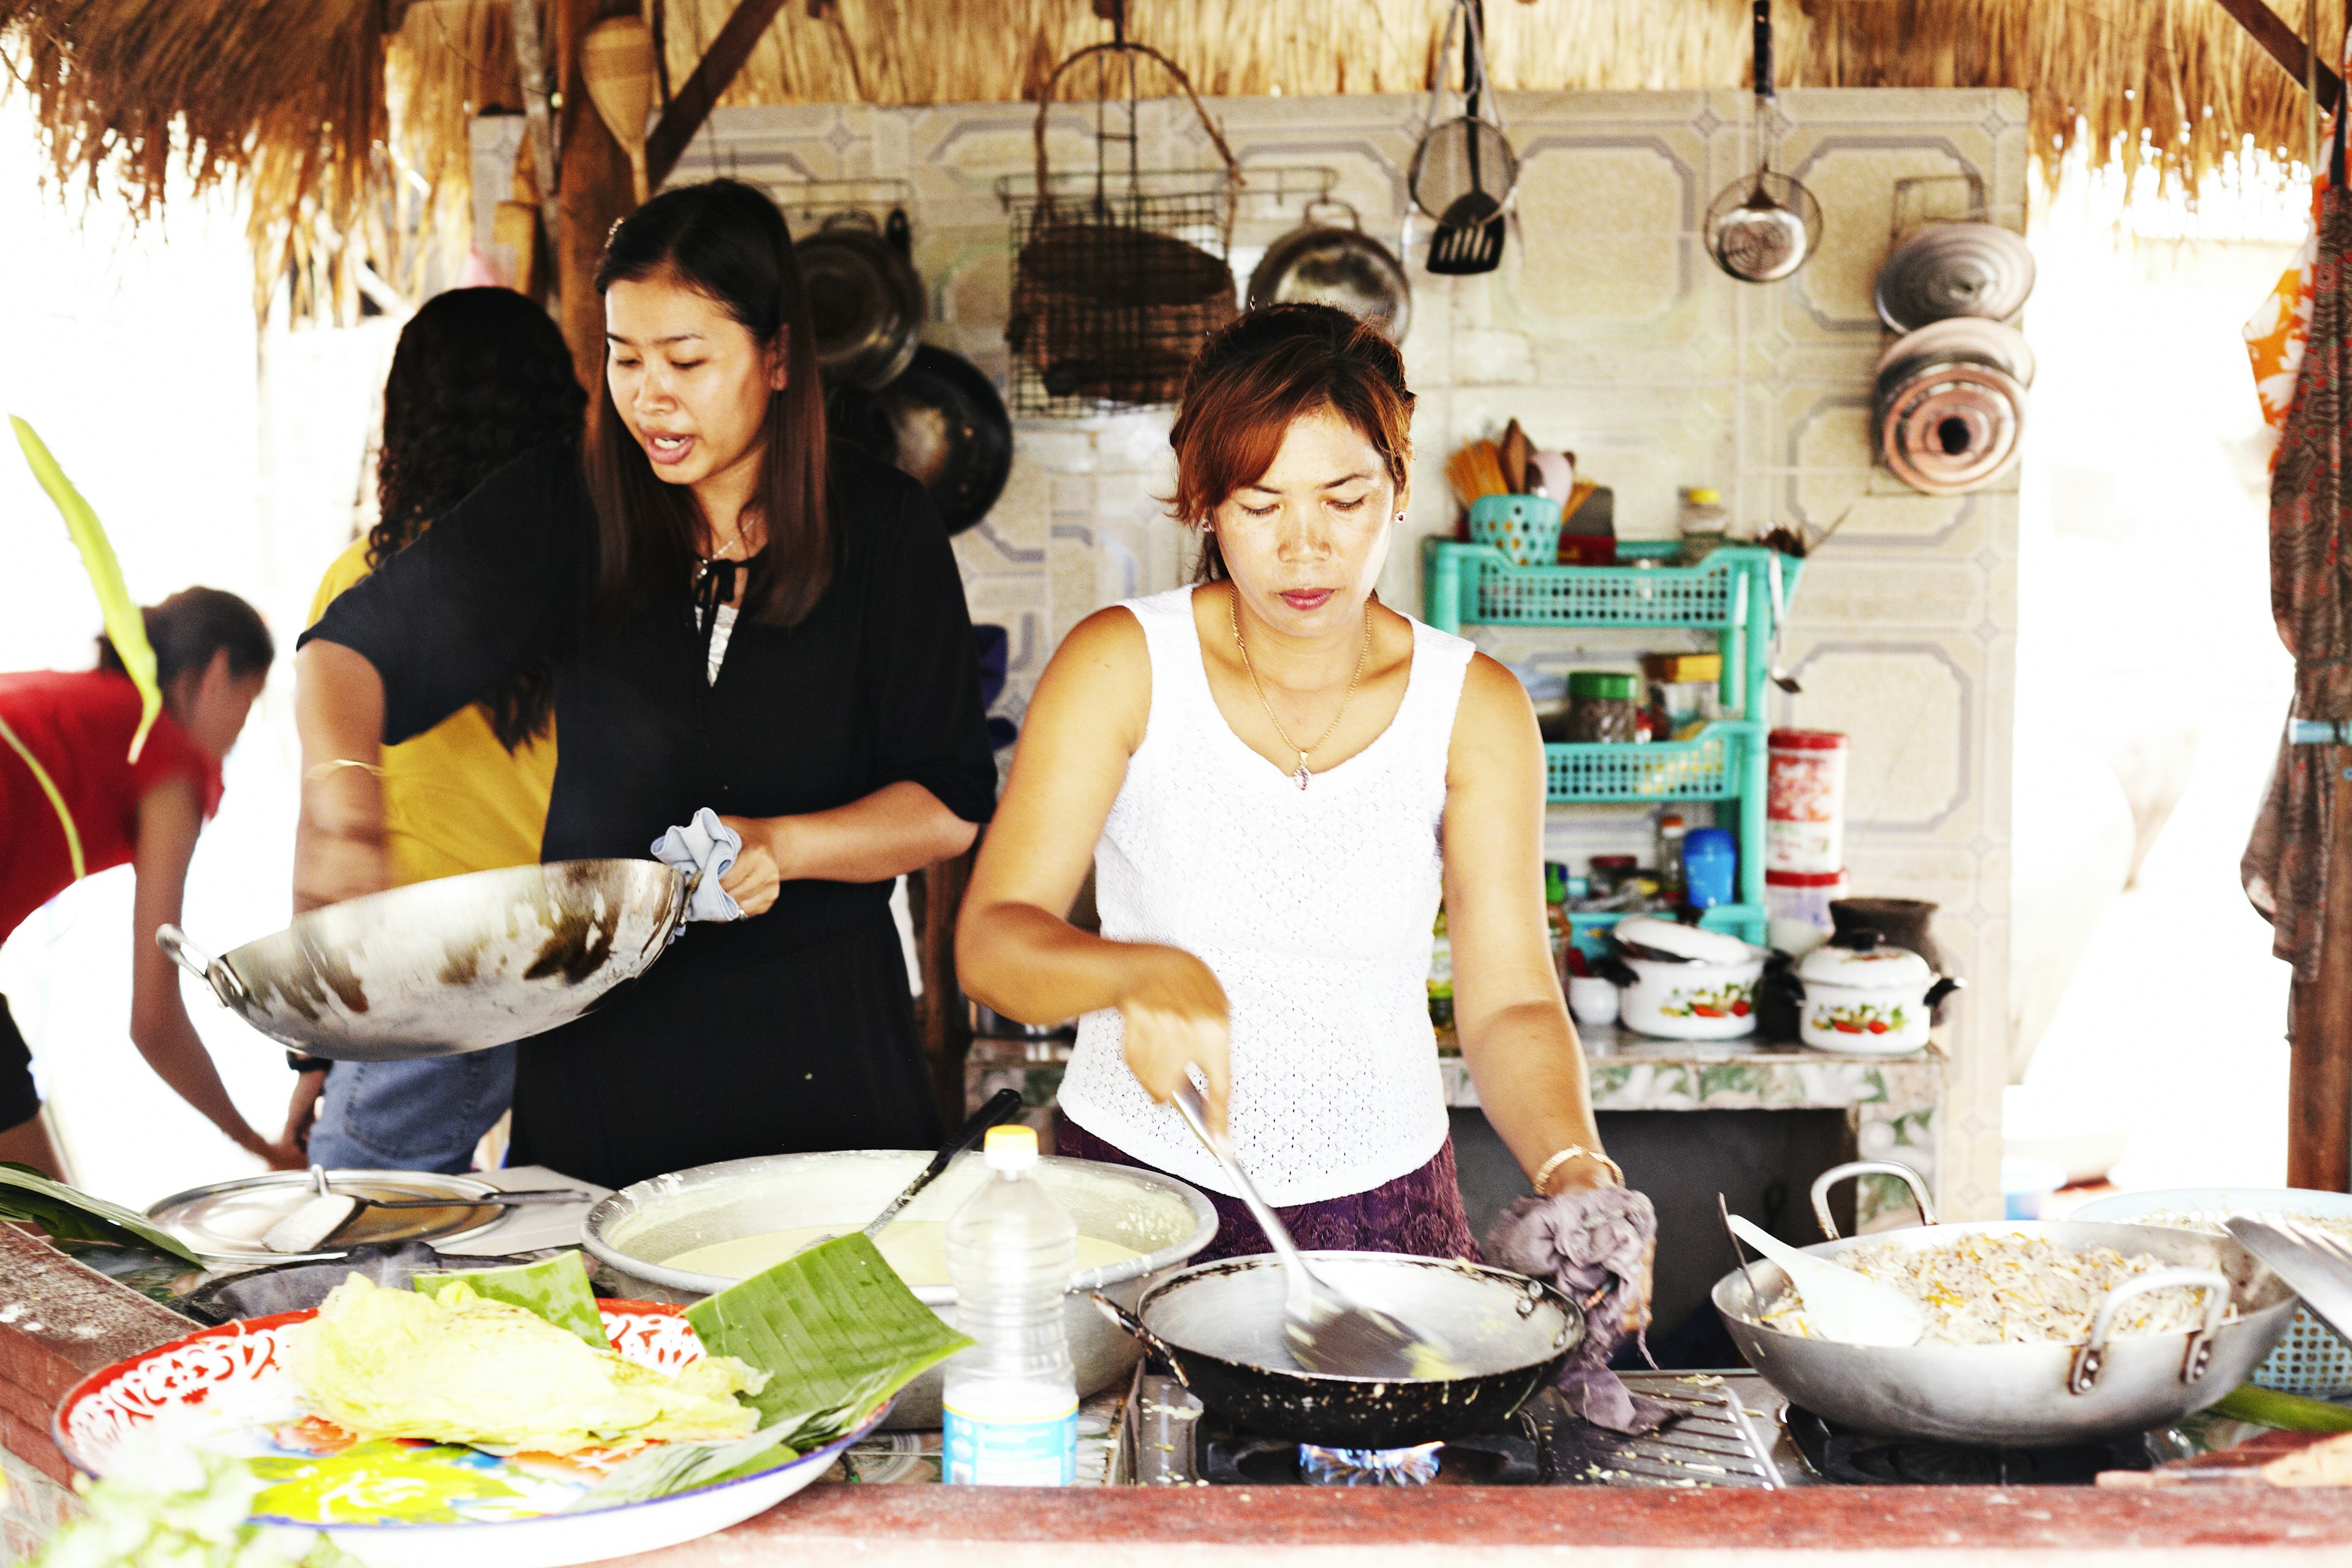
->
{"left": 2247, "top": 37, "right": 2352, "bottom": 431}
{"left": 2245, "top": 116, "right": 2352, "bottom": 979}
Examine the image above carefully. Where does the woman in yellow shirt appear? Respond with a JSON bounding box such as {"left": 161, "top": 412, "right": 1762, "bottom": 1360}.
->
{"left": 288, "top": 287, "right": 586, "bottom": 1172}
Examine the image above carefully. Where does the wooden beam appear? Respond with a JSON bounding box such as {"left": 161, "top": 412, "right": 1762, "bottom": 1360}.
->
{"left": 2213, "top": 0, "right": 2343, "bottom": 113}
{"left": 644, "top": 0, "right": 793, "bottom": 192}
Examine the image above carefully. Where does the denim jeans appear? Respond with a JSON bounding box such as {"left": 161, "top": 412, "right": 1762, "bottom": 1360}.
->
{"left": 307, "top": 1045, "right": 516, "bottom": 1174}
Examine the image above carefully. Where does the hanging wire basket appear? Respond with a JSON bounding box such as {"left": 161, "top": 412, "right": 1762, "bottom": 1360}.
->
{"left": 1000, "top": 42, "right": 1242, "bottom": 417}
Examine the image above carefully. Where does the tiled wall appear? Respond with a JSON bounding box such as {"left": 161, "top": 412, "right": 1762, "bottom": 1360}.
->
{"left": 614, "top": 85, "right": 2023, "bottom": 1218}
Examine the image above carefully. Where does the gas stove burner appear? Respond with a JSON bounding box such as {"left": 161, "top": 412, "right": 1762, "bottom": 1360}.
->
{"left": 1784, "top": 1408, "right": 2158, "bottom": 1486}
{"left": 1298, "top": 1442, "right": 1445, "bottom": 1486}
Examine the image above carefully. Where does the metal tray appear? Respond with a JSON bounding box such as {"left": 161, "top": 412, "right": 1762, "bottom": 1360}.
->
{"left": 147, "top": 1169, "right": 511, "bottom": 1264}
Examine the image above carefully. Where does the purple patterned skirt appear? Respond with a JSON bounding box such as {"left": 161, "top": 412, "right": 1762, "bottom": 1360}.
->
{"left": 1054, "top": 1111, "right": 1482, "bottom": 1265}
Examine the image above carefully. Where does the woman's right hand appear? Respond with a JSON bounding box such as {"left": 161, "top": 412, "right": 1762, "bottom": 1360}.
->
{"left": 1115, "top": 946, "right": 1232, "bottom": 1136}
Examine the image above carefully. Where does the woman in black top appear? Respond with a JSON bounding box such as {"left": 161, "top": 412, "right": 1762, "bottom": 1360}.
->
{"left": 295, "top": 181, "right": 997, "bottom": 1189}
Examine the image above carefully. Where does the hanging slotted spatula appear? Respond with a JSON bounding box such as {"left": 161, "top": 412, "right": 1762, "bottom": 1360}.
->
{"left": 1414, "top": 0, "right": 1514, "bottom": 277}
{"left": 1172, "top": 1075, "right": 1456, "bottom": 1378}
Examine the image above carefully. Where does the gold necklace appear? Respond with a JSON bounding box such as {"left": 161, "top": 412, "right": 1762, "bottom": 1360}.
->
{"left": 1230, "top": 590, "right": 1373, "bottom": 791}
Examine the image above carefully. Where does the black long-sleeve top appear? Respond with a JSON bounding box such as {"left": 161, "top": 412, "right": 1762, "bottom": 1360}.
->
{"left": 301, "top": 439, "right": 997, "bottom": 963}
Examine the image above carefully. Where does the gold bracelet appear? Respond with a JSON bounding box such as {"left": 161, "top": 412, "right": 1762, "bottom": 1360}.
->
{"left": 1532, "top": 1144, "right": 1625, "bottom": 1196}
{"left": 304, "top": 758, "right": 388, "bottom": 783}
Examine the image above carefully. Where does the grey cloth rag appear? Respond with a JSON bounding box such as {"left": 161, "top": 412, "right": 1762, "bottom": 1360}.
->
{"left": 1483, "top": 1183, "right": 1671, "bottom": 1434}
{"left": 650, "top": 807, "right": 745, "bottom": 924}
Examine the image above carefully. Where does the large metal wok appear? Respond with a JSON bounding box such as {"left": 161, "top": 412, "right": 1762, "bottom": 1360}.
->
{"left": 1093, "top": 1251, "right": 1583, "bottom": 1449}
{"left": 1712, "top": 1162, "right": 2297, "bottom": 1446}
{"left": 157, "top": 859, "right": 687, "bottom": 1061}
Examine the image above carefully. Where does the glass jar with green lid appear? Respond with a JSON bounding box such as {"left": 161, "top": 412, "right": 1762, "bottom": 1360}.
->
{"left": 1566, "top": 670, "right": 1641, "bottom": 742}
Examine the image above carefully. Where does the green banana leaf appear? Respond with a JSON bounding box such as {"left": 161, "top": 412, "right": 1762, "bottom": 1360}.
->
{"left": 0, "top": 1162, "right": 204, "bottom": 1265}
{"left": 413, "top": 1251, "right": 608, "bottom": 1347}
{"left": 12, "top": 415, "right": 162, "bottom": 761}
{"left": 2212, "top": 1383, "right": 2352, "bottom": 1433}
{"left": 685, "top": 1232, "right": 971, "bottom": 1447}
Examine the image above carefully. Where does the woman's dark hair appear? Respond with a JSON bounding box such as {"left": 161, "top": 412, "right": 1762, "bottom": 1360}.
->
{"left": 98, "top": 587, "right": 275, "bottom": 709}
{"left": 372, "top": 286, "right": 585, "bottom": 750}
{"left": 1166, "top": 303, "right": 1415, "bottom": 582}
{"left": 587, "top": 178, "right": 832, "bottom": 627}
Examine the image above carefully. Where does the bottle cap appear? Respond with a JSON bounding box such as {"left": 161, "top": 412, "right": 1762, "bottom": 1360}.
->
{"left": 984, "top": 1123, "right": 1039, "bottom": 1170}
{"left": 1568, "top": 670, "right": 1639, "bottom": 700}
{"left": 1686, "top": 487, "right": 1722, "bottom": 505}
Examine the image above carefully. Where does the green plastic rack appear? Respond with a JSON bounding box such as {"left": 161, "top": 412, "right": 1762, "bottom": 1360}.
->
{"left": 1423, "top": 541, "right": 1803, "bottom": 949}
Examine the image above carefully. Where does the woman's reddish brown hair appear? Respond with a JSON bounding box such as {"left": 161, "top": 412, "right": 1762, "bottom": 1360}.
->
{"left": 1167, "top": 303, "right": 1414, "bottom": 581}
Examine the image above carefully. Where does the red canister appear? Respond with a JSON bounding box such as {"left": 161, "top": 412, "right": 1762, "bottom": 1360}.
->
{"left": 1766, "top": 729, "right": 1848, "bottom": 873}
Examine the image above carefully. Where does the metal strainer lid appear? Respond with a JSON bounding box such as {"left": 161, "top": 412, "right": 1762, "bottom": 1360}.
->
{"left": 1408, "top": 117, "right": 1519, "bottom": 222}
{"left": 147, "top": 1169, "right": 508, "bottom": 1263}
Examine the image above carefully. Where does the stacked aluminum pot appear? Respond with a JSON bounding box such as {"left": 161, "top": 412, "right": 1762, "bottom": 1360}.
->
{"left": 1871, "top": 224, "right": 2036, "bottom": 496}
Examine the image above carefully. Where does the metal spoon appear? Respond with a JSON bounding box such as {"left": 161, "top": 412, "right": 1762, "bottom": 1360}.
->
{"left": 1171, "top": 1076, "right": 1450, "bottom": 1379}
{"left": 831, "top": 1087, "right": 1027, "bottom": 1248}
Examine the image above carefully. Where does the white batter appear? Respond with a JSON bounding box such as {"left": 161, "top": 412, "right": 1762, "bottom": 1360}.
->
{"left": 663, "top": 1221, "right": 1141, "bottom": 1286}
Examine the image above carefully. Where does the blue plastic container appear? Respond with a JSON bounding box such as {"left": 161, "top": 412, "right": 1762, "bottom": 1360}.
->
{"left": 1682, "top": 827, "right": 1737, "bottom": 910}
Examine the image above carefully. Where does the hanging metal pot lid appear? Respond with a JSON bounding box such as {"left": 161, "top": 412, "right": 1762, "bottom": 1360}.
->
{"left": 1875, "top": 316, "right": 2035, "bottom": 388}
{"left": 1874, "top": 222, "right": 2035, "bottom": 332}
{"left": 1876, "top": 358, "right": 2024, "bottom": 496}
{"left": 1246, "top": 198, "right": 1412, "bottom": 341}
{"left": 797, "top": 209, "right": 927, "bottom": 391}
{"left": 146, "top": 1169, "right": 513, "bottom": 1264}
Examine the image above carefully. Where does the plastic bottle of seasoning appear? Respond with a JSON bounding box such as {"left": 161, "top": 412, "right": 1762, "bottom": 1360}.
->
{"left": 1654, "top": 813, "right": 1687, "bottom": 905}
{"left": 1566, "top": 671, "right": 1641, "bottom": 742}
{"left": 1544, "top": 863, "right": 1572, "bottom": 982}
{"left": 1427, "top": 906, "right": 1453, "bottom": 1031}
{"left": 943, "top": 1125, "right": 1079, "bottom": 1486}
{"left": 1679, "top": 488, "right": 1730, "bottom": 562}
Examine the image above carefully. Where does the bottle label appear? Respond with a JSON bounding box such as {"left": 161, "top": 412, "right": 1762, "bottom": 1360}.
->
{"left": 943, "top": 1402, "right": 1077, "bottom": 1485}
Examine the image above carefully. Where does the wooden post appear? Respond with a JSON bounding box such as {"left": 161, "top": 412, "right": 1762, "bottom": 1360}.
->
{"left": 2289, "top": 760, "right": 2352, "bottom": 1191}
{"left": 554, "top": 0, "right": 639, "bottom": 391}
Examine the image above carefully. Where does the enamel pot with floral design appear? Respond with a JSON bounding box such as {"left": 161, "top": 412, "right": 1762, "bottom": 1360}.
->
{"left": 1604, "top": 917, "right": 1766, "bottom": 1041}
{"left": 1792, "top": 931, "right": 1962, "bottom": 1055}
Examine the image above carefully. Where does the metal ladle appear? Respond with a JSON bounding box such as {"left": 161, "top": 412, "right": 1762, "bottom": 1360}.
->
{"left": 1172, "top": 1076, "right": 1452, "bottom": 1379}
{"left": 1705, "top": 0, "right": 1822, "bottom": 285}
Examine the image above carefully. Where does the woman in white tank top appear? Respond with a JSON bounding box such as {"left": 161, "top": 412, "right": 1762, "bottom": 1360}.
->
{"left": 958, "top": 305, "right": 1630, "bottom": 1265}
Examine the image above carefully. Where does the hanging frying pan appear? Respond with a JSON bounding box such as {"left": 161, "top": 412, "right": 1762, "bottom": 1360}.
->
{"left": 828, "top": 346, "right": 1013, "bottom": 537}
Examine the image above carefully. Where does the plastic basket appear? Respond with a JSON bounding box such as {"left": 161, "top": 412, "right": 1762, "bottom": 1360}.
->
{"left": 1468, "top": 494, "right": 1562, "bottom": 568}
{"left": 1545, "top": 723, "right": 1753, "bottom": 803}
{"left": 2253, "top": 1310, "right": 2352, "bottom": 1396}
{"left": 1570, "top": 905, "right": 1767, "bottom": 959}
{"left": 1423, "top": 541, "right": 1802, "bottom": 633}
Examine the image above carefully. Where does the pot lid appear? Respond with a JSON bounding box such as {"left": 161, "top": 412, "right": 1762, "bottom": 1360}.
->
{"left": 1874, "top": 222, "right": 2035, "bottom": 332}
{"left": 1796, "top": 936, "right": 1934, "bottom": 988}
{"left": 1613, "top": 916, "right": 1765, "bottom": 965}
{"left": 146, "top": 1169, "right": 510, "bottom": 1263}
{"left": 1874, "top": 316, "right": 2036, "bottom": 389}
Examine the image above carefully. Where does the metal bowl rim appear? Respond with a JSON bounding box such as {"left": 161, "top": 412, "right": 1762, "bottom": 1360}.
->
{"left": 582, "top": 1148, "right": 1219, "bottom": 1303}
{"left": 146, "top": 1168, "right": 512, "bottom": 1264}
{"left": 1134, "top": 1250, "right": 1585, "bottom": 1386}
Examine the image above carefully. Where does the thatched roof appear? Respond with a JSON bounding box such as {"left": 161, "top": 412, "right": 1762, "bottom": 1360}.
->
{"left": 1, "top": 0, "right": 2339, "bottom": 322}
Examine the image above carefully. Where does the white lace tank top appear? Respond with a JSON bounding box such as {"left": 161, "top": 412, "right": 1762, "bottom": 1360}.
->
{"left": 1055, "top": 585, "right": 1476, "bottom": 1206}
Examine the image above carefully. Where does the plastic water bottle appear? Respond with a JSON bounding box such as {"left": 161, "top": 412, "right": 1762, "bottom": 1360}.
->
{"left": 943, "top": 1124, "right": 1078, "bottom": 1485}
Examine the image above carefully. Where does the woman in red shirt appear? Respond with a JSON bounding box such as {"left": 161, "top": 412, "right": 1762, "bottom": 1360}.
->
{"left": 0, "top": 587, "right": 300, "bottom": 1176}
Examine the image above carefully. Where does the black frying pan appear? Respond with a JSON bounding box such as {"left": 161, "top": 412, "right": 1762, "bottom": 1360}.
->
{"left": 1092, "top": 1251, "right": 1581, "bottom": 1448}
{"left": 827, "top": 344, "right": 1013, "bottom": 537}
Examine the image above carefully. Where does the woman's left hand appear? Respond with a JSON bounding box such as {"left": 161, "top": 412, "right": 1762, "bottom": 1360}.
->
{"left": 716, "top": 815, "right": 781, "bottom": 916}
